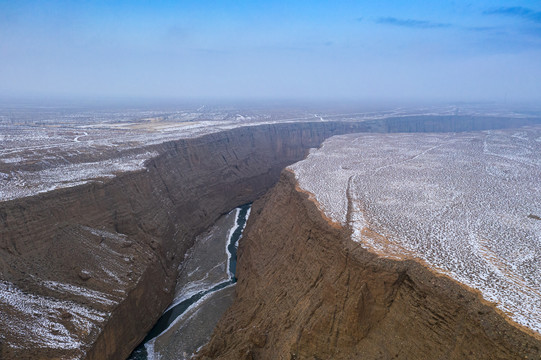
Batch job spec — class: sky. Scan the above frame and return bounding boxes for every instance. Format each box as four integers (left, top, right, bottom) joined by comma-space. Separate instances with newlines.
1, 0, 540, 103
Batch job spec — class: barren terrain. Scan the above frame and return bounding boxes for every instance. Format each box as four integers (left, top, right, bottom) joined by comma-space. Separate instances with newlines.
289, 127, 541, 334
1, 102, 530, 201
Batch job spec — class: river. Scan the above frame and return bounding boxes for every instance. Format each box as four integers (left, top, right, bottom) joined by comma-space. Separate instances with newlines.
128, 204, 251, 359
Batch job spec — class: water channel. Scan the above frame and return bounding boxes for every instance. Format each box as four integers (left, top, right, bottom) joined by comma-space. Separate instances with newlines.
128, 204, 251, 359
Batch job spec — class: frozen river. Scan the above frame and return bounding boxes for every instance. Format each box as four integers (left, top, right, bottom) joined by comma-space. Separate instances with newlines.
128, 204, 251, 359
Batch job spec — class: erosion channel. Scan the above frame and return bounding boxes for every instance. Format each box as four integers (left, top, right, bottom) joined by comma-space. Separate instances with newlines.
129, 204, 251, 359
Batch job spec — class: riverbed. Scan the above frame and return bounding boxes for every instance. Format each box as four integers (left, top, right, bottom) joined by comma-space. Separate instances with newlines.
128, 204, 251, 359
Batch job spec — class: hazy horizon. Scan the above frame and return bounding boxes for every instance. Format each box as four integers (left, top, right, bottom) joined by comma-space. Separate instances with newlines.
1, 1, 541, 103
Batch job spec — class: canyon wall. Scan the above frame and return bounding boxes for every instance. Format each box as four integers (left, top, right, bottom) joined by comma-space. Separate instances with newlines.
0, 121, 374, 359
0, 115, 540, 359
199, 171, 541, 360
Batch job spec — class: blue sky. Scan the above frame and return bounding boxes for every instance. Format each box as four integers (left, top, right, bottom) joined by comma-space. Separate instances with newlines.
1, 0, 540, 102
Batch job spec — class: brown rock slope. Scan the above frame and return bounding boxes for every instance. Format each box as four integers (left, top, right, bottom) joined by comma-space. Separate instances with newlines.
0, 121, 375, 360
199, 171, 541, 360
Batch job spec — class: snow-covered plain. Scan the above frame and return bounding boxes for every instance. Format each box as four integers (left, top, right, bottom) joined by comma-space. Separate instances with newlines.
289, 127, 541, 334
0, 119, 245, 201
0, 103, 316, 202
2, 103, 532, 202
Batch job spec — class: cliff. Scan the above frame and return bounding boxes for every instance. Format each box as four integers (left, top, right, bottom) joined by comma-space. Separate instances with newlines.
198, 171, 541, 359
0, 121, 373, 359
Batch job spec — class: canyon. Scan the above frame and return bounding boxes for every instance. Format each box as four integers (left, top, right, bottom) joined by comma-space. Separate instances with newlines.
1, 113, 541, 359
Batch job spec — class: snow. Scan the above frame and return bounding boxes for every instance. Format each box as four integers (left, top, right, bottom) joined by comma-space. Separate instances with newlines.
0, 280, 108, 355
145, 339, 160, 360
0, 115, 295, 202
226, 208, 242, 277
165, 263, 225, 312
0, 151, 159, 201
73, 132, 88, 142
162, 283, 235, 343
41, 281, 117, 307
146, 283, 235, 360
289, 126, 541, 334
243, 207, 251, 235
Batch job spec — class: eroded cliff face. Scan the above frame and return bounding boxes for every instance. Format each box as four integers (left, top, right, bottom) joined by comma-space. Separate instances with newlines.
0, 121, 374, 359
198, 171, 541, 360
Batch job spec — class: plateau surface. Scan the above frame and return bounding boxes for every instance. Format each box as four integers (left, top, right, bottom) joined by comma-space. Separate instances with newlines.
0, 103, 532, 201
289, 127, 541, 334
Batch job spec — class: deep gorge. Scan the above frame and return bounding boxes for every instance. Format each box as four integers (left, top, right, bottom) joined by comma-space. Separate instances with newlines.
1, 116, 540, 359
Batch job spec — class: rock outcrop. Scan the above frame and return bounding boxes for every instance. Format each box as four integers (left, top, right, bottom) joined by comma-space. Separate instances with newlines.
199, 171, 541, 359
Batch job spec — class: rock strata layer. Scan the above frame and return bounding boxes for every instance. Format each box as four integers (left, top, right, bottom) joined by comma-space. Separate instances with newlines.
199, 171, 541, 360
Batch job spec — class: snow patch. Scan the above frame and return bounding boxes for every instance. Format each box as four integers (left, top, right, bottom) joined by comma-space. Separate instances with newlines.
0, 280, 108, 352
